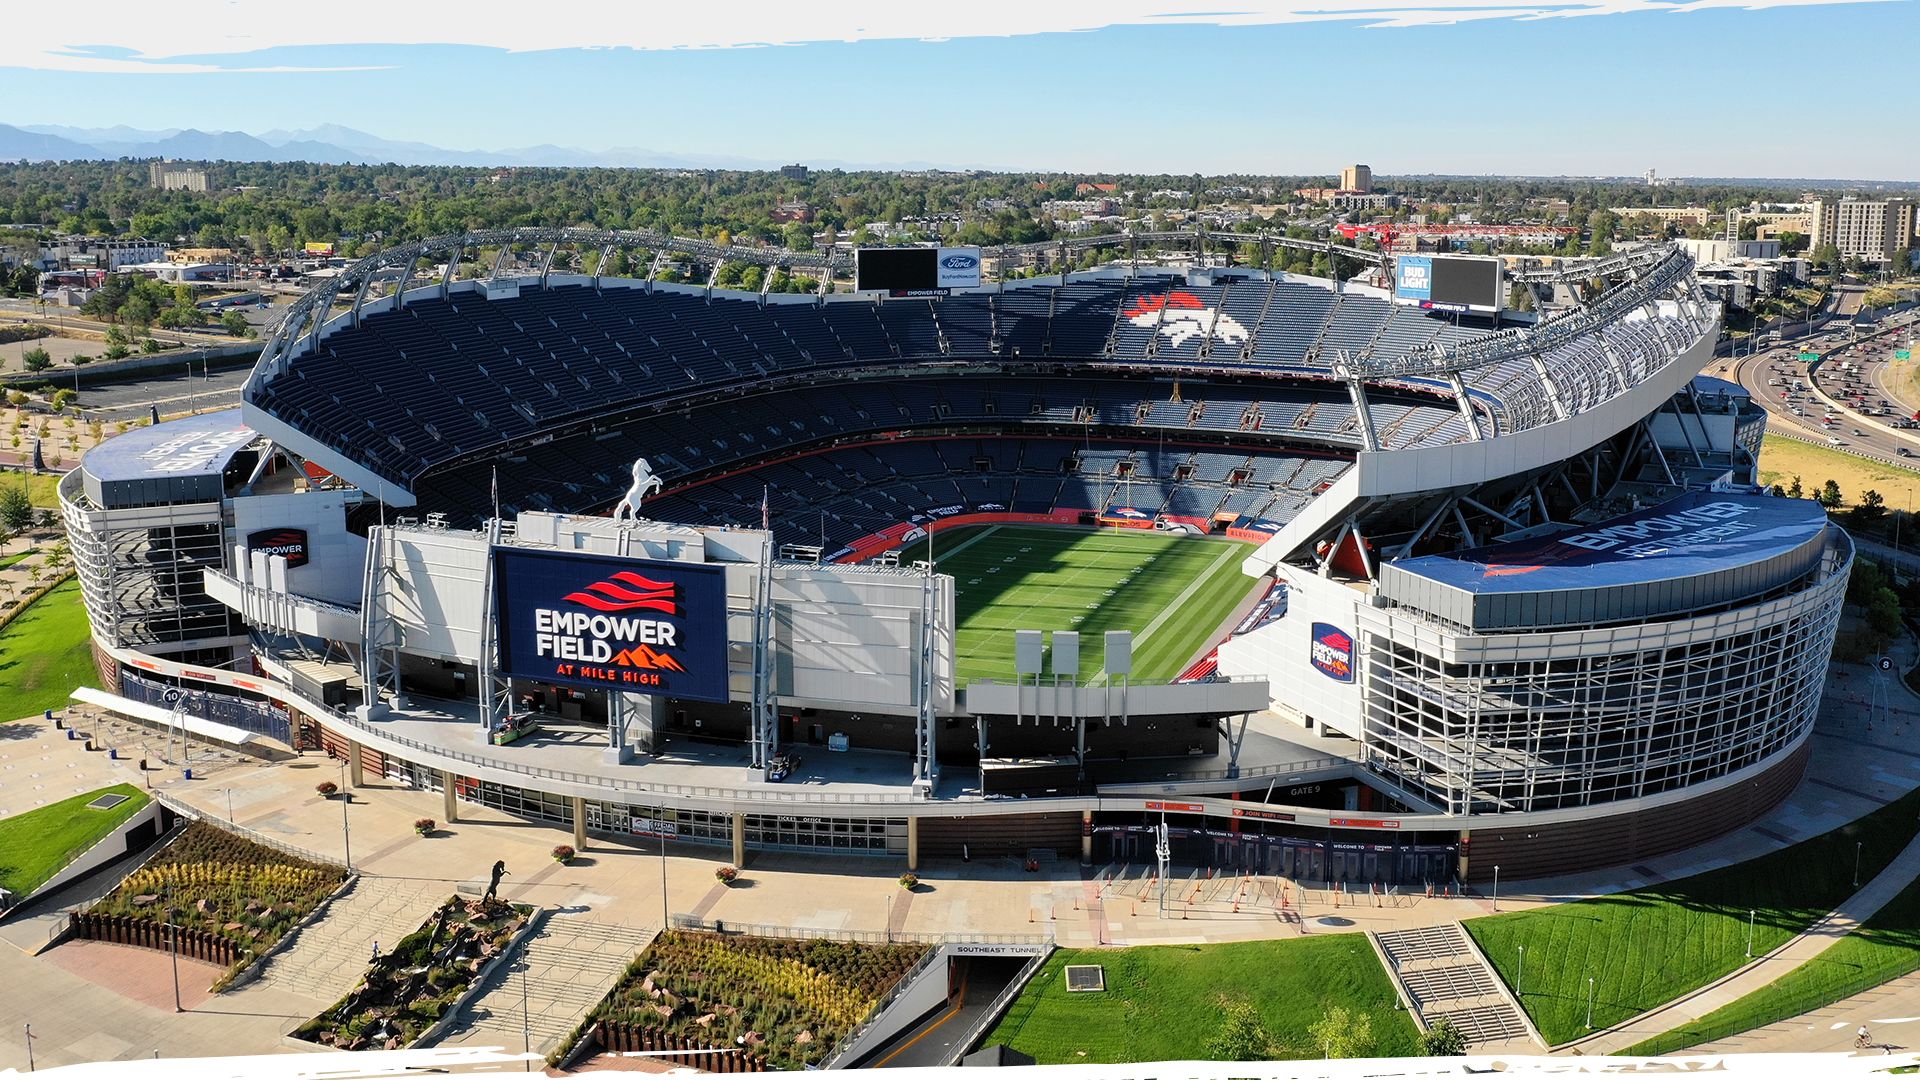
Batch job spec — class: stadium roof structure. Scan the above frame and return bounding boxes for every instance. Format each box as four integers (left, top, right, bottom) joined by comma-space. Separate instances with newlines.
1390, 491, 1830, 594
1378, 491, 1835, 632
78, 408, 258, 509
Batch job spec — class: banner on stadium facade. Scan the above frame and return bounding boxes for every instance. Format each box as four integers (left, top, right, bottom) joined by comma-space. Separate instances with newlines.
1310, 622, 1355, 682
1098, 506, 1158, 529
1394, 256, 1432, 302
492, 548, 730, 702
247, 527, 311, 569
936, 247, 982, 289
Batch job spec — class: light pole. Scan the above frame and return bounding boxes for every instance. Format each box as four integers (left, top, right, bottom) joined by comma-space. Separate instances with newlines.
340, 762, 352, 871
1855, 841, 1863, 888
1492, 865, 1500, 913
520, 955, 531, 1072
659, 822, 669, 930
225, 788, 233, 823
1746, 909, 1756, 959
885, 892, 893, 943
167, 912, 183, 1013
24, 1023, 33, 1072
1516, 945, 1526, 996
1586, 976, 1596, 1030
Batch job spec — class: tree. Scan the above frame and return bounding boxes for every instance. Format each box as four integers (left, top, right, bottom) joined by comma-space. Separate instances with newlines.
1419, 1016, 1467, 1056
1787, 475, 1804, 500
221, 310, 251, 337
0, 485, 33, 536
1308, 1005, 1374, 1059
1866, 586, 1902, 648
1812, 243, 1843, 272
50, 388, 76, 412
1819, 479, 1844, 509
21, 345, 51, 372
1848, 489, 1887, 528
1208, 1000, 1279, 1061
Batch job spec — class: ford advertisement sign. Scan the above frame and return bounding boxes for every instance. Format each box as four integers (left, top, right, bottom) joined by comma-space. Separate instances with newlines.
936, 246, 982, 289
247, 527, 311, 569
1310, 622, 1355, 682
493, 549, 730, 702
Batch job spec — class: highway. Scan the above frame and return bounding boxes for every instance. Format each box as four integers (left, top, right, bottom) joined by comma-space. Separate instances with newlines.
1725, 305, 1920, 468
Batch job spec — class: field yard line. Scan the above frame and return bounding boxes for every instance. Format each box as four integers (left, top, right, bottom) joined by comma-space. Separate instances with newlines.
1088, 541, 1241, 687
938, 525, 1003, 564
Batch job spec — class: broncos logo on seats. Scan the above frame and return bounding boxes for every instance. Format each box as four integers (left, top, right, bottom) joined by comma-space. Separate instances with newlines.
1123, 291, 1250, 348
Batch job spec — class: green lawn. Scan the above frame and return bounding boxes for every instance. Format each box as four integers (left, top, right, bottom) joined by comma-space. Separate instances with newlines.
933, 526, 1256, 683
984, 939, 1420, 1063
0, 577, 95, 719
0, 547, 37, 569
0, 469, 62, 509
0, 784, 149, 898
1468, 783, 1920, 1046
1627, 873, 1920, 1055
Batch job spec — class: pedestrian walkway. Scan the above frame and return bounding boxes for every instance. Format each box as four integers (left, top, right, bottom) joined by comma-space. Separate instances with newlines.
1691, 967, 1920, 1057
1572, 829, 1920, 1055
1375, 924, 1536, 1052
429, 914, 657, 1054
248, 876, 449, 1003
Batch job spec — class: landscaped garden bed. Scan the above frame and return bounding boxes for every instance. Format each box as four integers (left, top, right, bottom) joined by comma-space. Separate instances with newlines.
294, 895, 533, 1050
77, 819, 344, 978
582, 932, 929, 1070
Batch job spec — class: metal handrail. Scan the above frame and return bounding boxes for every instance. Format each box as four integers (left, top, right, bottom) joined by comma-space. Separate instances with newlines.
1097, 753, 1353, 789
938, 947, 1054, 1067
666, 914, 1052, 947
826, 939, 953, 1067
151, 791, 346, 868
321, 704, 927, 805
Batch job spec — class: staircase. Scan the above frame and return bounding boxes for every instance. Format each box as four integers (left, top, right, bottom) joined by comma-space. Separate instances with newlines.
1374, 924, 1539, 1051
248, 876, 450, 1004
429, 915, 657, 1054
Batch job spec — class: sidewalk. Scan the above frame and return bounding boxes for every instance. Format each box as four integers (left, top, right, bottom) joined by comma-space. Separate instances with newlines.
1573, 829, 1920, 1055
1691, 968, 1920, 1056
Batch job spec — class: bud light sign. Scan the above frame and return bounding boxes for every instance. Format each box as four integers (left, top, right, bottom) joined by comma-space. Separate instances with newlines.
1395, 256, 1433, 302
493, 548, 730, 702
1310, 622, 1355, 682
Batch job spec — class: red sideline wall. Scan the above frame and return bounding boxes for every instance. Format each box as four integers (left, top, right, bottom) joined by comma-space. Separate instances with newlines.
833, 511, 1082, 563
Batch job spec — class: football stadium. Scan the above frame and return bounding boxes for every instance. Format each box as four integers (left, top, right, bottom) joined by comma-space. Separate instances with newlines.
58, 228, 1851, 885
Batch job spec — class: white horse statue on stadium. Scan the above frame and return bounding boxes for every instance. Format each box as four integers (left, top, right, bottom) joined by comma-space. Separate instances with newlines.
614, 457, 663, 520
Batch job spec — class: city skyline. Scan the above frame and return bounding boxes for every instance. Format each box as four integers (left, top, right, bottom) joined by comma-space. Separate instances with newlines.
3, 0, 1916, 179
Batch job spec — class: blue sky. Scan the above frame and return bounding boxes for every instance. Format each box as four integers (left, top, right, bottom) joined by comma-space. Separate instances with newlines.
4, 1, 1916, 178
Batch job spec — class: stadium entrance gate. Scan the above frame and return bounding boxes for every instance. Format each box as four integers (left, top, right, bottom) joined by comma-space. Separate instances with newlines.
1096, 825, 1454, 888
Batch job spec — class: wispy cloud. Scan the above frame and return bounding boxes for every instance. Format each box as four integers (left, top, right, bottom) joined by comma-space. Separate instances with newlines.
4, 0, 1900, 73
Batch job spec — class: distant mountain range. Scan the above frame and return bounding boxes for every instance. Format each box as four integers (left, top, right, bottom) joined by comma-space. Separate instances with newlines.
0, 122, 968, 172
4, 123, 1914, 185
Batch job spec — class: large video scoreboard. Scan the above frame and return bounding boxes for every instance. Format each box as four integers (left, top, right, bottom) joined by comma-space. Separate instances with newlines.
854, 246, 982, 295
1394, 254, 1503, 314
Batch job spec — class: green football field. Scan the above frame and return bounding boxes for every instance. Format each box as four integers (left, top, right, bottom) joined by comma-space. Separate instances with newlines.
930, 525, 1258, 684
